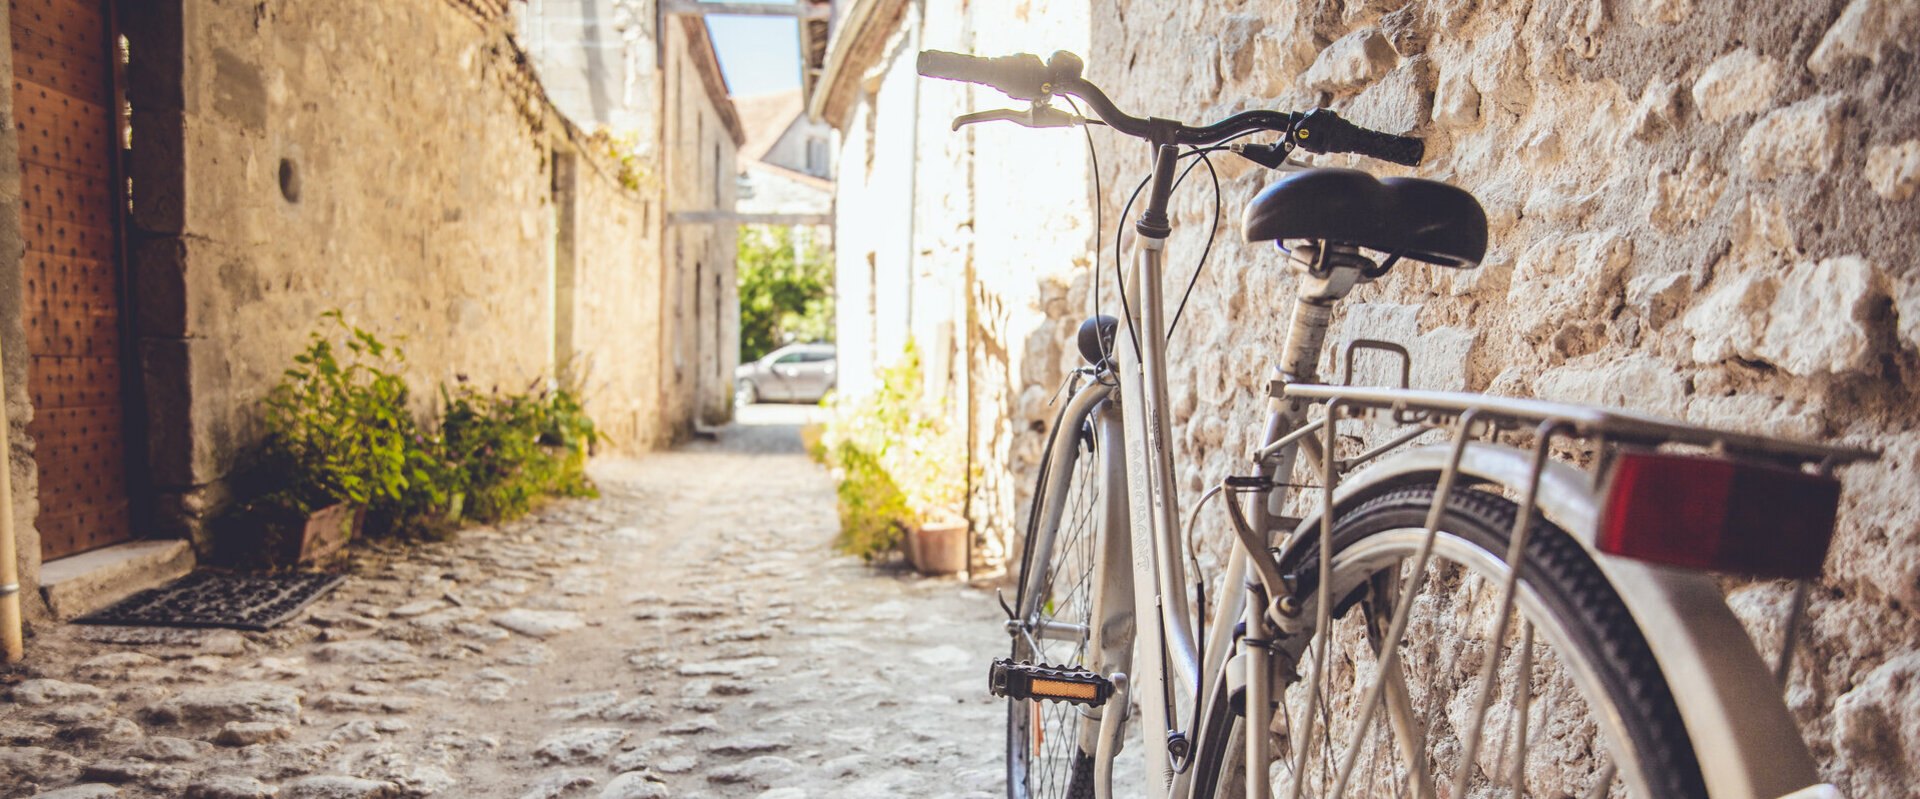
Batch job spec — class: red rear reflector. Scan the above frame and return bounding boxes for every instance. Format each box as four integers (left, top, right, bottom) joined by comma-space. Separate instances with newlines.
1596, 452, 1841, 580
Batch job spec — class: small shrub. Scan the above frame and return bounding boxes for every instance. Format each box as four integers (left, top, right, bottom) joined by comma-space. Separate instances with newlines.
221, 312, 601, 566
258, 310, 432, 514
830, 440, 910, 560
440, 381, 598, 524
816, 341, 967, 560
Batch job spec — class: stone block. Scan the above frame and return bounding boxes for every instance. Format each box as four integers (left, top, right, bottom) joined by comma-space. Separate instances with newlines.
1739, 94, 1847, 180
37, 539, 195, 620
1431, 67, 1480, 127
143, 683, 304, 726
1865, 139, 1920, 201
211, 48, 268, 132
137, 338, 238, 488
1347, 56, 1433, 135
1627, 79, 1681, 142
128, 108, 188, 235
1829, 652, 1920, 789
131, 238, 190, 339
1633, 0, 1694, 26
1755, 256, 1882, 377
1683, 269, 1774, 364
1251, 26, 1318, 98
1896, 275, 1920, 354
1625, 271, 1690, 329
1216, 15, 1266, 83
1644, 151, 1726, 230
1691, 49, 1780, 123
1808, 0, 1920, 74
1302, 28, 1397, 95
1507, 232, 1634, 339
1532, 355, 1688, 419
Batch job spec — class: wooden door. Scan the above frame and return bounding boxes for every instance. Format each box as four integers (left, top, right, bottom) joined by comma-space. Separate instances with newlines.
11, 0, 132, 559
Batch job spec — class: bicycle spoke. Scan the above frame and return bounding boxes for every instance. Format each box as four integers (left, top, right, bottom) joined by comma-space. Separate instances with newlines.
1329, 417, 1476, 798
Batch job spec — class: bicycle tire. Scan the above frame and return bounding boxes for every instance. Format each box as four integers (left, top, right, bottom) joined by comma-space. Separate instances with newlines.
1199, 482, 1706, 799
1007, 415, 1103, 799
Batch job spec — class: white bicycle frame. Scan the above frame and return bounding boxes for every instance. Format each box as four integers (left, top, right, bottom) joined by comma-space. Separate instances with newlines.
1028, 141, 1859, 799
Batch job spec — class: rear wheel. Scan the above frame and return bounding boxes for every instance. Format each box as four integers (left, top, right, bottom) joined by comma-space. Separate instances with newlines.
1008, 418, 1103, 799
1203, 483, 1705, 799
735, 379, 759, 406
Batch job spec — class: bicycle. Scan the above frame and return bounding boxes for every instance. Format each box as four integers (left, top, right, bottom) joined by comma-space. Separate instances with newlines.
916, 49, 1871, 799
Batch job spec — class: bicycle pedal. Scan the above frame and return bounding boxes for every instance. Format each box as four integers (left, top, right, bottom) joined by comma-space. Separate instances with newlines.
988, 659, 1113, 707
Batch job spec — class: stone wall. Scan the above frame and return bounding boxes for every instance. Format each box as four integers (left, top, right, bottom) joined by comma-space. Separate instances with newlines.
1051, 0, 1916, 793
110, 0, 700, 551
0, 14, 35, 615
829, 0, 1920, 791
660, 16, 743, 431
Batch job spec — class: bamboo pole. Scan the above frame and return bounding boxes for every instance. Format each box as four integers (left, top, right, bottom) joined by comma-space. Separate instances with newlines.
0, 346, 21, 663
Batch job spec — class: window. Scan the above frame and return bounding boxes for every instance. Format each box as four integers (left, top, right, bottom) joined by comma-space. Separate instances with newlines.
806, 137, 828, 177
774, 352, 806, 364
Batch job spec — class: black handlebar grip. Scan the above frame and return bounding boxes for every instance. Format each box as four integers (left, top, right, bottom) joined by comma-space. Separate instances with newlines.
1291, 108, 1424, 167
1346, 126, 1424, 167
916, 50, 1050, 100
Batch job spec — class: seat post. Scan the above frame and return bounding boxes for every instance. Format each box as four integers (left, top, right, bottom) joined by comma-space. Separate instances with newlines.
1279, 241, 1370, 383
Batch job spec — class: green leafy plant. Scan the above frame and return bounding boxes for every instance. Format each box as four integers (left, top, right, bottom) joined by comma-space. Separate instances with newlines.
260, 310, 425, 513
591, 127, 658, 192
440, 380, 598, 524
738, 224, 834, 362
219, 312, 601, 567
816, 342, 967, 560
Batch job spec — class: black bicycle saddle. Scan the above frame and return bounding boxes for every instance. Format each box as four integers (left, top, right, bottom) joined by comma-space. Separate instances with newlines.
1241, 168, 1487, 268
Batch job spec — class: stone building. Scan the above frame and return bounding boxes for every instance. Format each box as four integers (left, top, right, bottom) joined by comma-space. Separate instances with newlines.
816, 0, 1920, 793
735, 89, 834, 222
1, 0, 739, 626
517, 0, 746, 432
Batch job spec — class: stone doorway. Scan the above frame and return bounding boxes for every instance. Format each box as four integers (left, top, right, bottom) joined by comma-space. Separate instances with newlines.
11, 0, 135, 559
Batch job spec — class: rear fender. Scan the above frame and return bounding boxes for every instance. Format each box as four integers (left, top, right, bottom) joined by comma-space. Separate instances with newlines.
1280, 443, 1819, 799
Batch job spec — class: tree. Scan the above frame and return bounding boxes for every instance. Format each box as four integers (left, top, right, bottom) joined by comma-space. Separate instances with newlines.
737, 224, 834, 362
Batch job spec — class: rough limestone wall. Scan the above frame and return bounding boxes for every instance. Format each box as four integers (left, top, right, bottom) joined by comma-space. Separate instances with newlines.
659, 22, 739, 435
146, 0, 663, 545
971, 0, 1917, 792
569, 155, 662, 454
952, 0, 1094, 569
0, 13, 41, 619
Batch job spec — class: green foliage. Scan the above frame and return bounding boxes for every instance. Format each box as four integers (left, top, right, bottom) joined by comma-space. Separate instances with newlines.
261, 310, 427, 514
816, 342, 968, 561
830, 441, 910, 561
591, 127, 658, 192
439, 381, 599, 524
738, 224, 834, 362
227, 311, 601, 565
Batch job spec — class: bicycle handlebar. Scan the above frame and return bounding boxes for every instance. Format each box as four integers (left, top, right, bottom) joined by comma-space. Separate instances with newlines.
916, 49, 1424, 166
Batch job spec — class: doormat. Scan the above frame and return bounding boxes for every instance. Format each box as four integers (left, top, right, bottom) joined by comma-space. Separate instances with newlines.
74, 571, 348, 631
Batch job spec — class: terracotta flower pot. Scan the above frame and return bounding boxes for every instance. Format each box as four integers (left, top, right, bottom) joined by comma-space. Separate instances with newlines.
289, 503, 359, 566
907, 519, 969, 575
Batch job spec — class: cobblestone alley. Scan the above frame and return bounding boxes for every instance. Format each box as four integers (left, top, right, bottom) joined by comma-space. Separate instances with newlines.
1, 405, 1007, 799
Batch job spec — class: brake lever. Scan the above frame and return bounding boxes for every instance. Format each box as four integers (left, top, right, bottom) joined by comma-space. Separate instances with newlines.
951, 104, 1092, 131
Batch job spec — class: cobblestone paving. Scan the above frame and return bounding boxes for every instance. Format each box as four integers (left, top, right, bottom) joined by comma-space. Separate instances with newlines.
2, 406, 1006, 798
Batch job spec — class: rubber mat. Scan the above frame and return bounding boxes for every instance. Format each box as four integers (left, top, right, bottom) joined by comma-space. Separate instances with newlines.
74, 571, 348, 631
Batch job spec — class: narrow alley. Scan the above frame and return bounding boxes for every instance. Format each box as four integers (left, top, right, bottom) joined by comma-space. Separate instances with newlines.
2, 406, 1006, 799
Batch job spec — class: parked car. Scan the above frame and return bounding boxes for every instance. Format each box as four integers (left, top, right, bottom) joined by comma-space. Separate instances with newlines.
736, 343, 837, 405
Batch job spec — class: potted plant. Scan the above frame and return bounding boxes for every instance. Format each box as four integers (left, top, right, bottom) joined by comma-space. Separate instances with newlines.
816, 342, 971, 573
231, 312, 430, 566
896, 422, 970, 575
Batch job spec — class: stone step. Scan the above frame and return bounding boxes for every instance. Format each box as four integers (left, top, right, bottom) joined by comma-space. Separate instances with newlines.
39, 540, 196, 620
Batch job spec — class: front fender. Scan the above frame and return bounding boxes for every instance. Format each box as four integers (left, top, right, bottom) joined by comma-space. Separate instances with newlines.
1281, 443, 1819, 799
